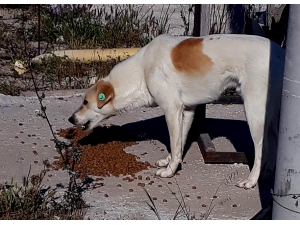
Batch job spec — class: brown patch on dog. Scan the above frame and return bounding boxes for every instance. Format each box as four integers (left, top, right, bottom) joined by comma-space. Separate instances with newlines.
94, 80, 115, 109
171, 38, 213, 76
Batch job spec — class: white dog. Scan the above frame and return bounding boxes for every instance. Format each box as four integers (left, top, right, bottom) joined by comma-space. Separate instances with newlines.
68, 34, 285, 189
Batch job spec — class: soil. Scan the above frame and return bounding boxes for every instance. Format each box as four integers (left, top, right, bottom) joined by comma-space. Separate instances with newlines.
55, 125, 154, 179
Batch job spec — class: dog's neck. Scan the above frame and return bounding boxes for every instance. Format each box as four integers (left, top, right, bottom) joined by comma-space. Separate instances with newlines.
105, 54, 155, 113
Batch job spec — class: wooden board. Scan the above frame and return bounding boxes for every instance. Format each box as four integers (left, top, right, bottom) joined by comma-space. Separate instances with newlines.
197, 133, 248, 164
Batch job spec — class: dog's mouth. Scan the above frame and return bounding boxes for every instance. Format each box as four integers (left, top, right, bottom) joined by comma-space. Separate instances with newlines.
81, 120, 91, 131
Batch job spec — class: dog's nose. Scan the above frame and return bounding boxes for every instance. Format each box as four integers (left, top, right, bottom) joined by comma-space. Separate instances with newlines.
68, 116, 75, 125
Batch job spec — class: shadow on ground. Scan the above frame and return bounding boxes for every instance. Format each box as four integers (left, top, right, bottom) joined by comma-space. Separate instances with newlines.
119, 109, 274, 209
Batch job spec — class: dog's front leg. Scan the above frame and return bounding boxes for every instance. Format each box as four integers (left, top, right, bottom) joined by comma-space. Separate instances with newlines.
156, 107, 195, 168
156, 105, 184, 177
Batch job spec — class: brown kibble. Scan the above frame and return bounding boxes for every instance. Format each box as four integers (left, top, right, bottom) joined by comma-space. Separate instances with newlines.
232, 204, 237, 208
163, 199, 167, 202
104, 194, 109, 197
185, 194, 190, 197
44, 145, 48, 147
168, 182, 172, 184
213, 195, 217, 199
129, 189, 133, 192
32, 150, 38, 155
197, 196, 202, 199
183, 162, 187, 164
161, 149, 165, 151
33, 143, 37, 145
158, 185, 162, 187
138, 182, 145, 187
192, 186, 196, 189
55, 125, 153, 179
28, 134, 31, 137
34, 161, 38, 164
138, 175, 142, 180
20, 131, 24, 133
48, 174, 52, 177
117, 184, 122, 187
21, 141, 25, 144
153, 197, 157, 200
146, 176, 150, 180
202, 204, 206, 207
15, 136, 18, 139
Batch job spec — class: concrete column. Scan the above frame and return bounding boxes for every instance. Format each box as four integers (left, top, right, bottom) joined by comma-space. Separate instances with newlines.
272, 4, 300, 220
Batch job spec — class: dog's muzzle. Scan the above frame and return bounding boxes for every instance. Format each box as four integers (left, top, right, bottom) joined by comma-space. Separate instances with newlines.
68, 115, 76, 125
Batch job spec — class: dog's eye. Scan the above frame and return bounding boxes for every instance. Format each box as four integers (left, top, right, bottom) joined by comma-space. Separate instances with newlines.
83, 99, 88, 105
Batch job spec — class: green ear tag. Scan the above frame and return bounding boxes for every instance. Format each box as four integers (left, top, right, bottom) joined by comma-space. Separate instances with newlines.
98, 93, 106, 101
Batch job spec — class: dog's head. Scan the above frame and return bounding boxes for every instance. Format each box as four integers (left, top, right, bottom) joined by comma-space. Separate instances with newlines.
68, 80, 115, 131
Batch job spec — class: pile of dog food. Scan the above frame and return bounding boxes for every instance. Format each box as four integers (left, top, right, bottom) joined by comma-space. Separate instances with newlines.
55, 125, 154, 179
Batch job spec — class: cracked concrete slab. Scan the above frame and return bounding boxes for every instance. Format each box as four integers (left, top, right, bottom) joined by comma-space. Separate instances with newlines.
0, 91, 264, 220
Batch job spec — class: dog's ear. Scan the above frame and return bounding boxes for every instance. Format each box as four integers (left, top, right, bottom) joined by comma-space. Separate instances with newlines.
95, 81, 114, 109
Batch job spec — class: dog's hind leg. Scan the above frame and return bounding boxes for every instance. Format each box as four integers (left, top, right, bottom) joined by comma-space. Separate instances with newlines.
237, 85, 267, 189
155, 107, 195, 168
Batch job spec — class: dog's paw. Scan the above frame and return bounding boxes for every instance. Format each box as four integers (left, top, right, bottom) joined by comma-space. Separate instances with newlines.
236, 178, 257, 189
155, 155, 171, 167
155, 167, 175, 178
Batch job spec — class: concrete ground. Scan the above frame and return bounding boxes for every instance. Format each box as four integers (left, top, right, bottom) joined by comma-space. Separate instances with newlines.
0, 90, 269, 220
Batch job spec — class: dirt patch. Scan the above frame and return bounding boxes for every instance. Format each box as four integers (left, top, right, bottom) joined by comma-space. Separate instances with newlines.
54, 125, 154, 179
